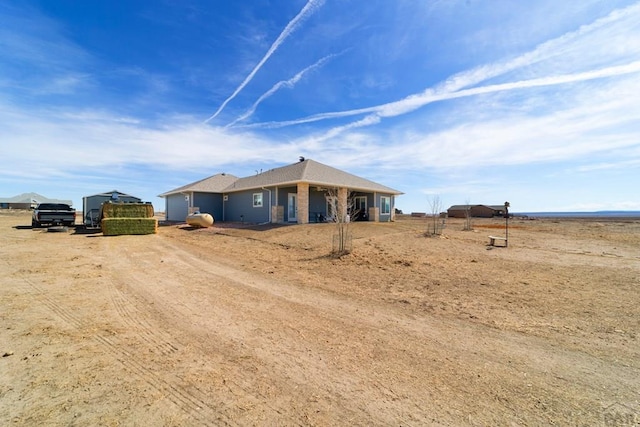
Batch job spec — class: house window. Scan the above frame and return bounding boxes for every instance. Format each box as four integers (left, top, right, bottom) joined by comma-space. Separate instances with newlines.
381, 196, 390, 215
253, 193, 263, 207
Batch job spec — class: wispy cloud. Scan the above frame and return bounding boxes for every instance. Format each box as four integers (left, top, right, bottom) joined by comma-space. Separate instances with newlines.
0, 3, 93, 99
379, 79, 640, 169
234, 60, 640, 134
0, 5, 89, 70
374, 60, 640, 120
239, 2, 640, 132
226, 52, 341, 127
574, 158, 640, 173
204, 0, 325, 124
0, 102, 300, 178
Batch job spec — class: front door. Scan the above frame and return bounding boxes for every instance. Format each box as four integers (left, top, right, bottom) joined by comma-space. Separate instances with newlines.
355, 196, 367, 220
287, 193, 297, 222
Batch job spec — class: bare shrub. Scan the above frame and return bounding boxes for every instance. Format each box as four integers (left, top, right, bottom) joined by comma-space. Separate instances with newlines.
463, 199, 473, 231
325, 188, 358, 256
425, 195, 444, 236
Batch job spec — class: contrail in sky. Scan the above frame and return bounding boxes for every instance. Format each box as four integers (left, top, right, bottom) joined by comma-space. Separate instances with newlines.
236, 60, 640, 130
204, 0, 325, 124
226, 52, 341, 128
309, 60, 640, 143
233, 2, 640, 131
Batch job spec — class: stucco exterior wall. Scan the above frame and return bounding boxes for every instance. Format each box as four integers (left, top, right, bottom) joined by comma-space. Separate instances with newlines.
165, 194, 189, 222
193, 192, 223, 221
225, 189, 269, 223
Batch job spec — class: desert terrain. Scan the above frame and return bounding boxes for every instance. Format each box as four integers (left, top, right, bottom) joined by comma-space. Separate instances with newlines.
1, 210, 638, 426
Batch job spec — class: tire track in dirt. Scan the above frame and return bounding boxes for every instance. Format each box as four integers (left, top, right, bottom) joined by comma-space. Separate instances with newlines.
100, 248, 317, 424
98, 238, 389, 423
121, 239, 516, 421
5, 213, 640, 425
94, 240, 294, 423
156, 237, 640, 405
90, 334, 227, 427
53, 233, 637, 424
2, 259, 231, 427
108, 284, 180, 356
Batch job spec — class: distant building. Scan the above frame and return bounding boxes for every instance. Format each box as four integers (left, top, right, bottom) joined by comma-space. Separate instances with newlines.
447, 204, 506, 218
82, 190, 142, 225
0, 192, 72, 210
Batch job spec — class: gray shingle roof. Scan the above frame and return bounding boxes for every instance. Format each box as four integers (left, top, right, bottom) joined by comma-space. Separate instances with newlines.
160, 159, 402, 196
158, 173, 239, 196
225, 159, 402, 194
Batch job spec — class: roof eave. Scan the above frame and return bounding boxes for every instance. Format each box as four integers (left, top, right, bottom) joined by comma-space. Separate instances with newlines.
223, 179, 402, 195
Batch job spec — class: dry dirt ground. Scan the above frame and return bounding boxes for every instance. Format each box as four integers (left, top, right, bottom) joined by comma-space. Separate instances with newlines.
1, 210, 639, 426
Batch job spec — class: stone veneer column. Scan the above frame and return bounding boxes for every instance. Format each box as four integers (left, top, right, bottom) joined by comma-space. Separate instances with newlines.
338, 187, 348, 222
369, 206, 379, 222
391, 198, 396, 221
297, 182, 309, 224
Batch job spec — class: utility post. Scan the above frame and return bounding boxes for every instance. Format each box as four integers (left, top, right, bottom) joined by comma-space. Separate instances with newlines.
504, 201, 510, 247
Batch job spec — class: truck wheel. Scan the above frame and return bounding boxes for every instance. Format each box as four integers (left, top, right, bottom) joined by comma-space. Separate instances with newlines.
32, 220, 39, 228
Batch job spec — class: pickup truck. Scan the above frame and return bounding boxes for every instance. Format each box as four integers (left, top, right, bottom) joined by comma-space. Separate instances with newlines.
32, 203, 76, 228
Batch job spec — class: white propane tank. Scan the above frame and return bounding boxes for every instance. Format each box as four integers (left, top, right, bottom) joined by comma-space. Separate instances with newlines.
186, 212, 214, 227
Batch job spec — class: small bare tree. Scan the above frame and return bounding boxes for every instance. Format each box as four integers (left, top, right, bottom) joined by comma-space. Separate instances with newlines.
463, 198, 473, 231
426, 195, 444, 236
325, 188, 357, 256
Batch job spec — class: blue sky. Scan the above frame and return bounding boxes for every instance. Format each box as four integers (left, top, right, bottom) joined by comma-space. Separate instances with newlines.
1, 0, 639, 213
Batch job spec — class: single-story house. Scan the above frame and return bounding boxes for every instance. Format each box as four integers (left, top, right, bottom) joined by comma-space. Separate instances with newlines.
447, 204, 506, 218
159, 158, 403, 224
82, 190, 142, 225
0, 192, 72, 210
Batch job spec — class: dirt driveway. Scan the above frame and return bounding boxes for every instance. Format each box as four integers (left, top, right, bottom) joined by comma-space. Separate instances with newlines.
1, 211, 639, 425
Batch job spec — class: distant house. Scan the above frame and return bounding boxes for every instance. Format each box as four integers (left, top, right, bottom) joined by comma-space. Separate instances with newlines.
447, 204, 506, 218
82, 190, 142, 225
0, 192, 72, 210
159, 158, 403, 224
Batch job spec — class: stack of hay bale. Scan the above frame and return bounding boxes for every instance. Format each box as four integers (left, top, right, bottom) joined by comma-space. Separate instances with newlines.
100, 201, 157, 236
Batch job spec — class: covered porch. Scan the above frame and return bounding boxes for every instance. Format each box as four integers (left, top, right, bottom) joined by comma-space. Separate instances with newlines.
270, 183, 396, 224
